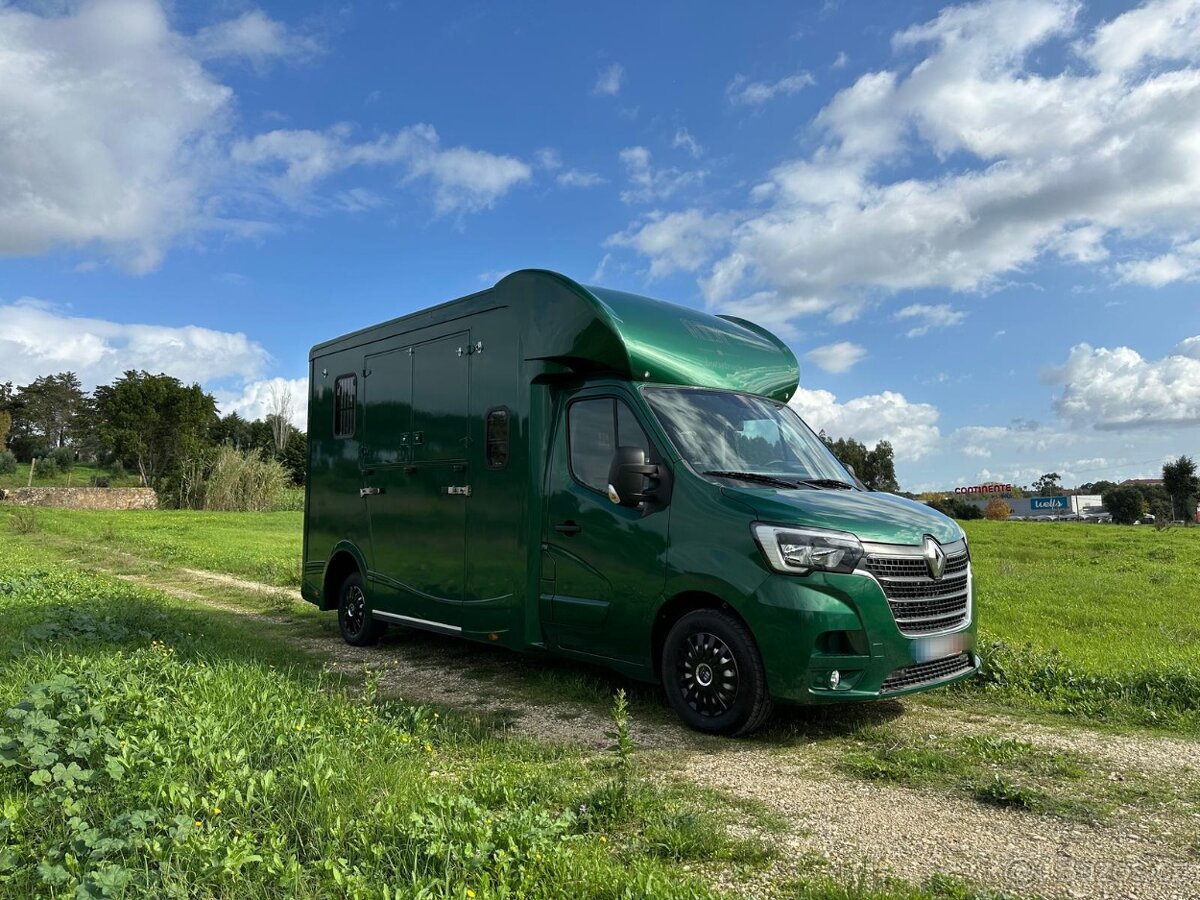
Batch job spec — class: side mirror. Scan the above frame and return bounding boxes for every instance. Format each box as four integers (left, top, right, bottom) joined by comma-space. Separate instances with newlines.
607, 446, 658, 507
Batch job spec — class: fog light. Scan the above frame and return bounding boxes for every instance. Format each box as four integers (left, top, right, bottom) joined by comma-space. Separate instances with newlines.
828, 670, 841, 689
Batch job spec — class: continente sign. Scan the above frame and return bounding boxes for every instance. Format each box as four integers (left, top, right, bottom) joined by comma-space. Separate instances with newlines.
953, 483, 1014, 495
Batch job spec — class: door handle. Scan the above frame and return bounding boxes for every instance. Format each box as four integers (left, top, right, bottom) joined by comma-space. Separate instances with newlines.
360, 487, 382, 497
554, 521, 582, 536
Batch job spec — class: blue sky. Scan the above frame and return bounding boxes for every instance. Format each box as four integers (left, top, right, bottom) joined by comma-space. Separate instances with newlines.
2, 0, 1199, 491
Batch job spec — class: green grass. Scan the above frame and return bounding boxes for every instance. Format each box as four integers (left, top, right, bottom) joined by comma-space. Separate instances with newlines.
963, 521, 1200, 672
959, 521, 1200, 731
5, 508, 1200, 734
0, 545, 782, 899
1, 507, 304, 587
0, 463, 143, 490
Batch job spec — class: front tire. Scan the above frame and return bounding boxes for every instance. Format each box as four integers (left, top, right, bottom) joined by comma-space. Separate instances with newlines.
662, 609, 772, 736
337, 572, 386, 646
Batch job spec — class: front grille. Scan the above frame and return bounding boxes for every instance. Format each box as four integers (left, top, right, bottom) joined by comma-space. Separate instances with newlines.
881, 652, 974, 693
864, 547, 970, 635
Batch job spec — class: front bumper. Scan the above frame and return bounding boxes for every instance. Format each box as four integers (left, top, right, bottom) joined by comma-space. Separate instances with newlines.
752, 567, 979, 704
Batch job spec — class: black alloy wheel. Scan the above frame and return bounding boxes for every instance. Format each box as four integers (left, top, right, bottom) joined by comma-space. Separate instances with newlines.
338, 571, 385, 646
661, 609, 772, 736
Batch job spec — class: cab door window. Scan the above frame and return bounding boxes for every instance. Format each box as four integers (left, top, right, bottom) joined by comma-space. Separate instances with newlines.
568, 397, 650, 493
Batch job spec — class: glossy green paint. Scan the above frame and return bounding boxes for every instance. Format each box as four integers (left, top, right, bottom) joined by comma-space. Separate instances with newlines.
303, 269, 978, 707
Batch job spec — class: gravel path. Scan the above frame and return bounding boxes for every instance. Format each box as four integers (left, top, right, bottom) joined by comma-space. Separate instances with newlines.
122, 564, 1200, 899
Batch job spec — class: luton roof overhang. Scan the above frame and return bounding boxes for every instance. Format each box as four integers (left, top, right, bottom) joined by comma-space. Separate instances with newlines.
502, 270, 799, 402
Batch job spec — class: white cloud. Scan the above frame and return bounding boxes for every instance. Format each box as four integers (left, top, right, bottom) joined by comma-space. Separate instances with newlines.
726, 72, 816, 106
672, 128, 703, 158
193, 9, 320, 66
557, 169, 605, 188
893, 303, 967, 337
832, 51, 848, 69
593, 63, 624, 96
216, 377, 308, 429
0, 298, 269, 388
805, 341, 867, 373
789, 388, 940, 460
534, 148, 562, 170
0, 0, 531, 271
0, 0, 232, 272
1047, 338, 1200, 429
232, 124, 531, 215
606, 209, 736, 279
1082, 0, 1200, 74
617, 147, 705, 204
1115, 239, 1200, 286
612, 0, 1200, 324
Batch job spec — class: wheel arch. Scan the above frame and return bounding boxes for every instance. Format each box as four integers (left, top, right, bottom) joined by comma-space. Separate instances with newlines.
321, 542, 368, 610
650, 590, 755, 680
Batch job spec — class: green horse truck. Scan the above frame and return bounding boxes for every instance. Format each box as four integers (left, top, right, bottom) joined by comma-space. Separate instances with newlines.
302, 269, 978, 735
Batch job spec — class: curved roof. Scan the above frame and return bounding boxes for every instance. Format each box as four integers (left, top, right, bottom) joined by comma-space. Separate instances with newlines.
499, 269, 799, 402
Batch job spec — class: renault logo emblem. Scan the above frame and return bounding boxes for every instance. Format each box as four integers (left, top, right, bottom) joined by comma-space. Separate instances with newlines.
923, 535, 947, 580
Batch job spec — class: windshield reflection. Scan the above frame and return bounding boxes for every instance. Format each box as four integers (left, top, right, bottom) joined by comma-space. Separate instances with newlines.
643, 387, 852, 484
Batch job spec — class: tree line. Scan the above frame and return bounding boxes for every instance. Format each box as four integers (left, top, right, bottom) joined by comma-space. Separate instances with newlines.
0, 371, 305, 507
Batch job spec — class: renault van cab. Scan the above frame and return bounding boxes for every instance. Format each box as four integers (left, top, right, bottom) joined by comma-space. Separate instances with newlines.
302, 269, 978, 735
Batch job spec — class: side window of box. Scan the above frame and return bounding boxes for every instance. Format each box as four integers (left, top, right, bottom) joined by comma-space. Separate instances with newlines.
485, 407, 510, 469
334, 374, 357, 438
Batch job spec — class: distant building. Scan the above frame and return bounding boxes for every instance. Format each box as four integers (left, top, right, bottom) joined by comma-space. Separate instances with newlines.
1119, 478, 1164, 488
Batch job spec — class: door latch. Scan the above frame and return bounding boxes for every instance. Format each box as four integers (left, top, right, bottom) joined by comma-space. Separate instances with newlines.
360, 487, 382, 497
441, 485, 472, 496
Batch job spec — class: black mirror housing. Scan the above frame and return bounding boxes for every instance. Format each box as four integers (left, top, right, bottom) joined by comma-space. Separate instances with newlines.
607, 446, 658, 507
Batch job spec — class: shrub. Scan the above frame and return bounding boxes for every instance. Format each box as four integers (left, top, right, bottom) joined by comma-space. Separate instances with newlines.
9, 506, 39, 534
50, 446, 75, 473
984, 498, 1012, 520
1102, 485, 1145, 525
31, 456, 59, 479
202, 446, 290, 512
0, 449, 16, 475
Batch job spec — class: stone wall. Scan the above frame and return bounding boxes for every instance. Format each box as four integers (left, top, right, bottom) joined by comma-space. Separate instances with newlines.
0, 487, 158, 510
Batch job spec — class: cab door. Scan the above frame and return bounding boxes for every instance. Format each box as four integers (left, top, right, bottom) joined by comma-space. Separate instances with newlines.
541, 389, 670, 667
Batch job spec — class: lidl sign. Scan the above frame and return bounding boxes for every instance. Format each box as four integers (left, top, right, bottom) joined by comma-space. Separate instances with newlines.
1030, 497, 1070, 510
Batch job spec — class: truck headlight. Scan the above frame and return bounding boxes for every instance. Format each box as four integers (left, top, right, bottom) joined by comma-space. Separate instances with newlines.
751, 523, 865, 575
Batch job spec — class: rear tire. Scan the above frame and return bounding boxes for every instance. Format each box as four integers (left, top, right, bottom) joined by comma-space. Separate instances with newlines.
661, 609, 772, 736
337, 572, 386, 646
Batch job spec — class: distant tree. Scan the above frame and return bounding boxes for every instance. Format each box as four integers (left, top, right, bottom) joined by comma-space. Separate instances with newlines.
0, 381, 13, 450
984, 498, 1012, 520
211, 412, 256, 450
267, 383, 294, 454
864, 441, 900, 493
1102, 485, 1146, 525
1032, 472, 1062, 497
1162, 456, 1199, 524
279, 429, 307, 485
820, 432, 899, 492
95, 371, 217, 492
1078, 480, 1116, 496
13, 372, 87, 450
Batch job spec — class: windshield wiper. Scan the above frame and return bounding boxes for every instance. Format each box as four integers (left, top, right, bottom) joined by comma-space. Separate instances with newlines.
702, 470, 800, 489
794, 478, 855, 490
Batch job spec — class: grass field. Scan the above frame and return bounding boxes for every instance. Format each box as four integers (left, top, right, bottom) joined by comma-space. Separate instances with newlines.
5, 506, 1200, 733
2, 508, 1197, 896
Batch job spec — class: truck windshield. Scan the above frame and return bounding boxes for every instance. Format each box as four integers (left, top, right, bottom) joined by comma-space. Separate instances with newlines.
643, 387, 854, 487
